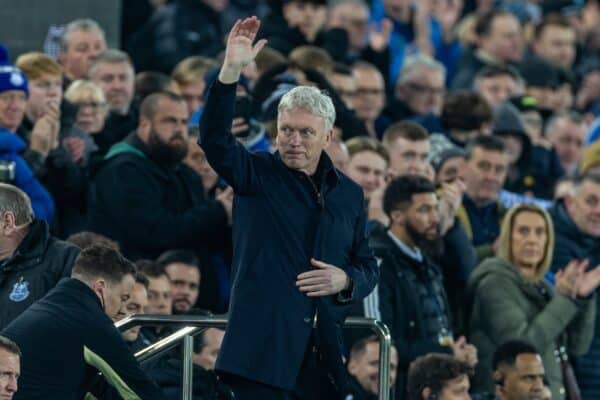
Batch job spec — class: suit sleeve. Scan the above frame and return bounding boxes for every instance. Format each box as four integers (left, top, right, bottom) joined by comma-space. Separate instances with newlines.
199, 79, 261, 195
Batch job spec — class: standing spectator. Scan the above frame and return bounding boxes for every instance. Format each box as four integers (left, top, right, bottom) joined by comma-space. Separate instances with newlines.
0, 184, 79, 329
467, 204, 599, 399
351, 62, 389, 138
436, 91, 493, 148
531, 14, 577, 70
473, 66, 523, 108
325, 138, 350, 173
184, 129, 220, 197
0, 336, 19, 399
1, 245, 167, 400
546, 112, 588, 176
345, 136, 388, 203
64, 80, 108, 136
406, 353, 473, 400
382, 121, 430, 178
492, 340, 546, 400
157, 249, 201, 314
171, 56, 218, 118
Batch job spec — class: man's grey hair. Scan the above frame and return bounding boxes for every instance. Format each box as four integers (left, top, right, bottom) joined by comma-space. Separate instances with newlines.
88, 49, 134, 78
278, 86, 336, 132
0, 184, 34, 225
573, 172, 600, 195
396, 54, 447, 87
545, 111, 585, 138
60, 18, 106, 52
0, 336, 21, 357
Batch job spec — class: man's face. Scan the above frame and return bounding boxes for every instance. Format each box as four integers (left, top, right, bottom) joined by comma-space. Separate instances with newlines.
90, 62, 134, 115
437, 156, 466, 186
192, 328, 225, 370
566, 180, 600, 237
347, 342, 399, 395
548, 118, 586, 172
328, 72, 357, 110
403, 192, 441, 243
329, 2, 369, 51
388, 138, 430, 178
180, 81, 205, 118
0, 91, 27, 132
145, 275, 172, 315
352, 68, 386, 122
165, 263, 200, 313
397, 69, 445, 116
480, 14, 523, 63
276, 108, 331, 175
346, 150, 388, 200
0, 348, 19, 399
464, 147, 508, 205
499, 353, 545, 400
282, 1, 326, 41
59, 29, 106, 80
534, 25, 576, 69
477, 75, 518, 108
112, 282, 148, 342
325, 141, 350, 173
102, 274, 135, 321
437, 374, 471, 400
143, 98, 189, 164
185, 139, 219, 192
26, 73, 63, 121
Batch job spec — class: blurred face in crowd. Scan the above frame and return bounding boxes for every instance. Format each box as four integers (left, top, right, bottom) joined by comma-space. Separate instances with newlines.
328, 2, 369, 51
193, 328, 225, 370
464, 146, 508, 206
576, 71, 600, 110
59, 29, 106, 80
74, 96, 108, 134
387, 138, 430, 178
526, 86, 558, 112
328, 72, 356, 110
392, 192, 440, 245
277, 107, 332, 175
437, 156, 467, 186
185, 140, 219, 193
0, 347, 19, 399
479, 14, 523, 63
352, 67, 386, 123
520, 110, 543, 144
547, 117, 586, 174
382, 0, 411, 21
283, 1, 326, 42
202, 0, 228, 12
396, 69, 445, 116
498, 134, 523, 165
346, 150, 387, 200
534, 24, 576, 69
476, 74, 518, 108
566, 179, 600, 237
90, 61, 135, 115
436, 375, 471, 400
145, 275, 172, 315
180, 81, 205, 118
25, 73, 63, 122
510, 211, 548, 279
165, 263, 200, 313
113, 281, 148, 342
326, 140, 350, 173
97, 274, 135, 321
496, 353, 545, 400
0, 90, 27, 132
347, 342, 398, 395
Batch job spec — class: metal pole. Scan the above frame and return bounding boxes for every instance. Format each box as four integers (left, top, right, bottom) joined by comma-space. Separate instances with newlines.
181, 335, 194, 400
374, 320, 391, 400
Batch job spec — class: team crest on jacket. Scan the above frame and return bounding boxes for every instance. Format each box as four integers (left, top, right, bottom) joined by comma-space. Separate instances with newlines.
9, 279, 30, 302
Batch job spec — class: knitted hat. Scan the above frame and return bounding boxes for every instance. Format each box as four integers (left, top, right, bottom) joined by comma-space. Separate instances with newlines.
0, 44, 28, 96
429, 133, 466, 172
493, 102, 528, 137
580, 139, 600, 175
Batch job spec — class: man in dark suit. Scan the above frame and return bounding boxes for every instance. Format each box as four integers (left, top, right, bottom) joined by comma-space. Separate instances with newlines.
200, 16, 379, 400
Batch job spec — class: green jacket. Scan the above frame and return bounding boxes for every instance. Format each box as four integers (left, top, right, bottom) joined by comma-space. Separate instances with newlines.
466, 257, 595, 400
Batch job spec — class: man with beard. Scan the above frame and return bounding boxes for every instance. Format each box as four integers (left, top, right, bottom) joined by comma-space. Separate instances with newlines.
157, 249, 201, 314
87, 91, 233, 260
374, 176, 477, 399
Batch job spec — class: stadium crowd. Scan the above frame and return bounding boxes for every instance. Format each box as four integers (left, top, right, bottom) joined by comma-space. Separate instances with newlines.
1, 0, 600, 399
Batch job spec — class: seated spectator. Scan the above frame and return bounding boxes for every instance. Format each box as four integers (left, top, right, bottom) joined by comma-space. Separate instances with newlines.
64, 80, 108, 136
171, 56, 218, 118
0, 183, 79, 329
136, 260, 173, 343
376, 176, 477, 398
325, 138, 350, 173
112, 271, 150, 352
66, 230, 119, 250
289, 46, 335, 77
546, 111, 588, 177
472, 66, 523, 108
87, 91, 232, 260
1, 244, 167, 399
382, 121, 430, 178
467, 204, 599, 399
406, 353, 473, 400
0, 49, 55, 222
531, 14, 576, 71
345, 136, 388, 204
345, 335, 399, 400
0, 336, 20, 399
518, 56, 562, 114
326, 63, 357, 111
351, 61, 389, 138
436, 91, 493, 148
184, 129, 220, 197
134, 71, 180, 103
492, 340, 546, 400
157, 249, 201, 314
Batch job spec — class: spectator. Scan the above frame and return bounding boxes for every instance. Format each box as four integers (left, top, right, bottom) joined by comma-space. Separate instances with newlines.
89, 49, 138, 154
325, 138, 350, 173
351, 61, 389, 138
437, 91, 493, 148
112, 271, 150, 352
136, 260, 172, 343
531, 14, 577, 70
1, 244, 167, 400
467, 204, 599, 399
64, 80, 108, 136
548, 173, 600, 399
57, 19, 107, 85
546, 111, 588, 176
492, 340, 546, 400
518, 56, 563, 113
0, 183, 79, 329
376, 176, 477, 398
134, 71, 180, 103
327, 63, 357, 111
345, 335, 399, 400
406, 353, 473, 400
66, 231, 119, 250
0, 49, 55, 222
429, 136, 466, 186
580, 138, 600, 175
382, 121, 430, 179
157, 249, 201, 314
345, 136, 388, 203
473, 66, 523, 108
87, 91, 232, 260
289, 45, 335, 76
0, 336, 19, 399
171, 56, 218, 118
184, 129, 220, 197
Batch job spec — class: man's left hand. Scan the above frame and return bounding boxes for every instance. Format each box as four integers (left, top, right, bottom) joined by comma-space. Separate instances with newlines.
296, 259, 349, 297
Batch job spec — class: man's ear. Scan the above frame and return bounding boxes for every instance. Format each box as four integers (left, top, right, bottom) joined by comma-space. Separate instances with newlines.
1, 212, 16, 235
390, 209, 405, 226
138, 116, 151, 140
347, 358, 357, 375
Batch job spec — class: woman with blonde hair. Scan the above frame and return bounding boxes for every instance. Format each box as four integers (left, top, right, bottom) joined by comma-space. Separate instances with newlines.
64, 79, 108, 135
467, 204, 600, 399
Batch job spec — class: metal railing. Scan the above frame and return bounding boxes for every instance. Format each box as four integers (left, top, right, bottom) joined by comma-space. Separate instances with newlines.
116, 314, 391, 400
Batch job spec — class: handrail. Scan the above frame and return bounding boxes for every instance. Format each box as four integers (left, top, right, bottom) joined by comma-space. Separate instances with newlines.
116, 315, 391, 400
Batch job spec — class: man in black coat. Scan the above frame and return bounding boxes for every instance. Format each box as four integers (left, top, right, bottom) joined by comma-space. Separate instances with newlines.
200, 17, 378, 399
87, 91, 232, 261
0, 183, 80, 329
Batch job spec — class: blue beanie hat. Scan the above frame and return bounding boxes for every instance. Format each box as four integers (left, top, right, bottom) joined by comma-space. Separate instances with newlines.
0, 44, 29, 96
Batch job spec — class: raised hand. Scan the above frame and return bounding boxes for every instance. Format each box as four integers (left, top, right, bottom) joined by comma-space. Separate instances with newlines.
556, 259, 588, 298
575, 262, 600, 298
219, 17, 268, 84
368, 18, 393, 53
